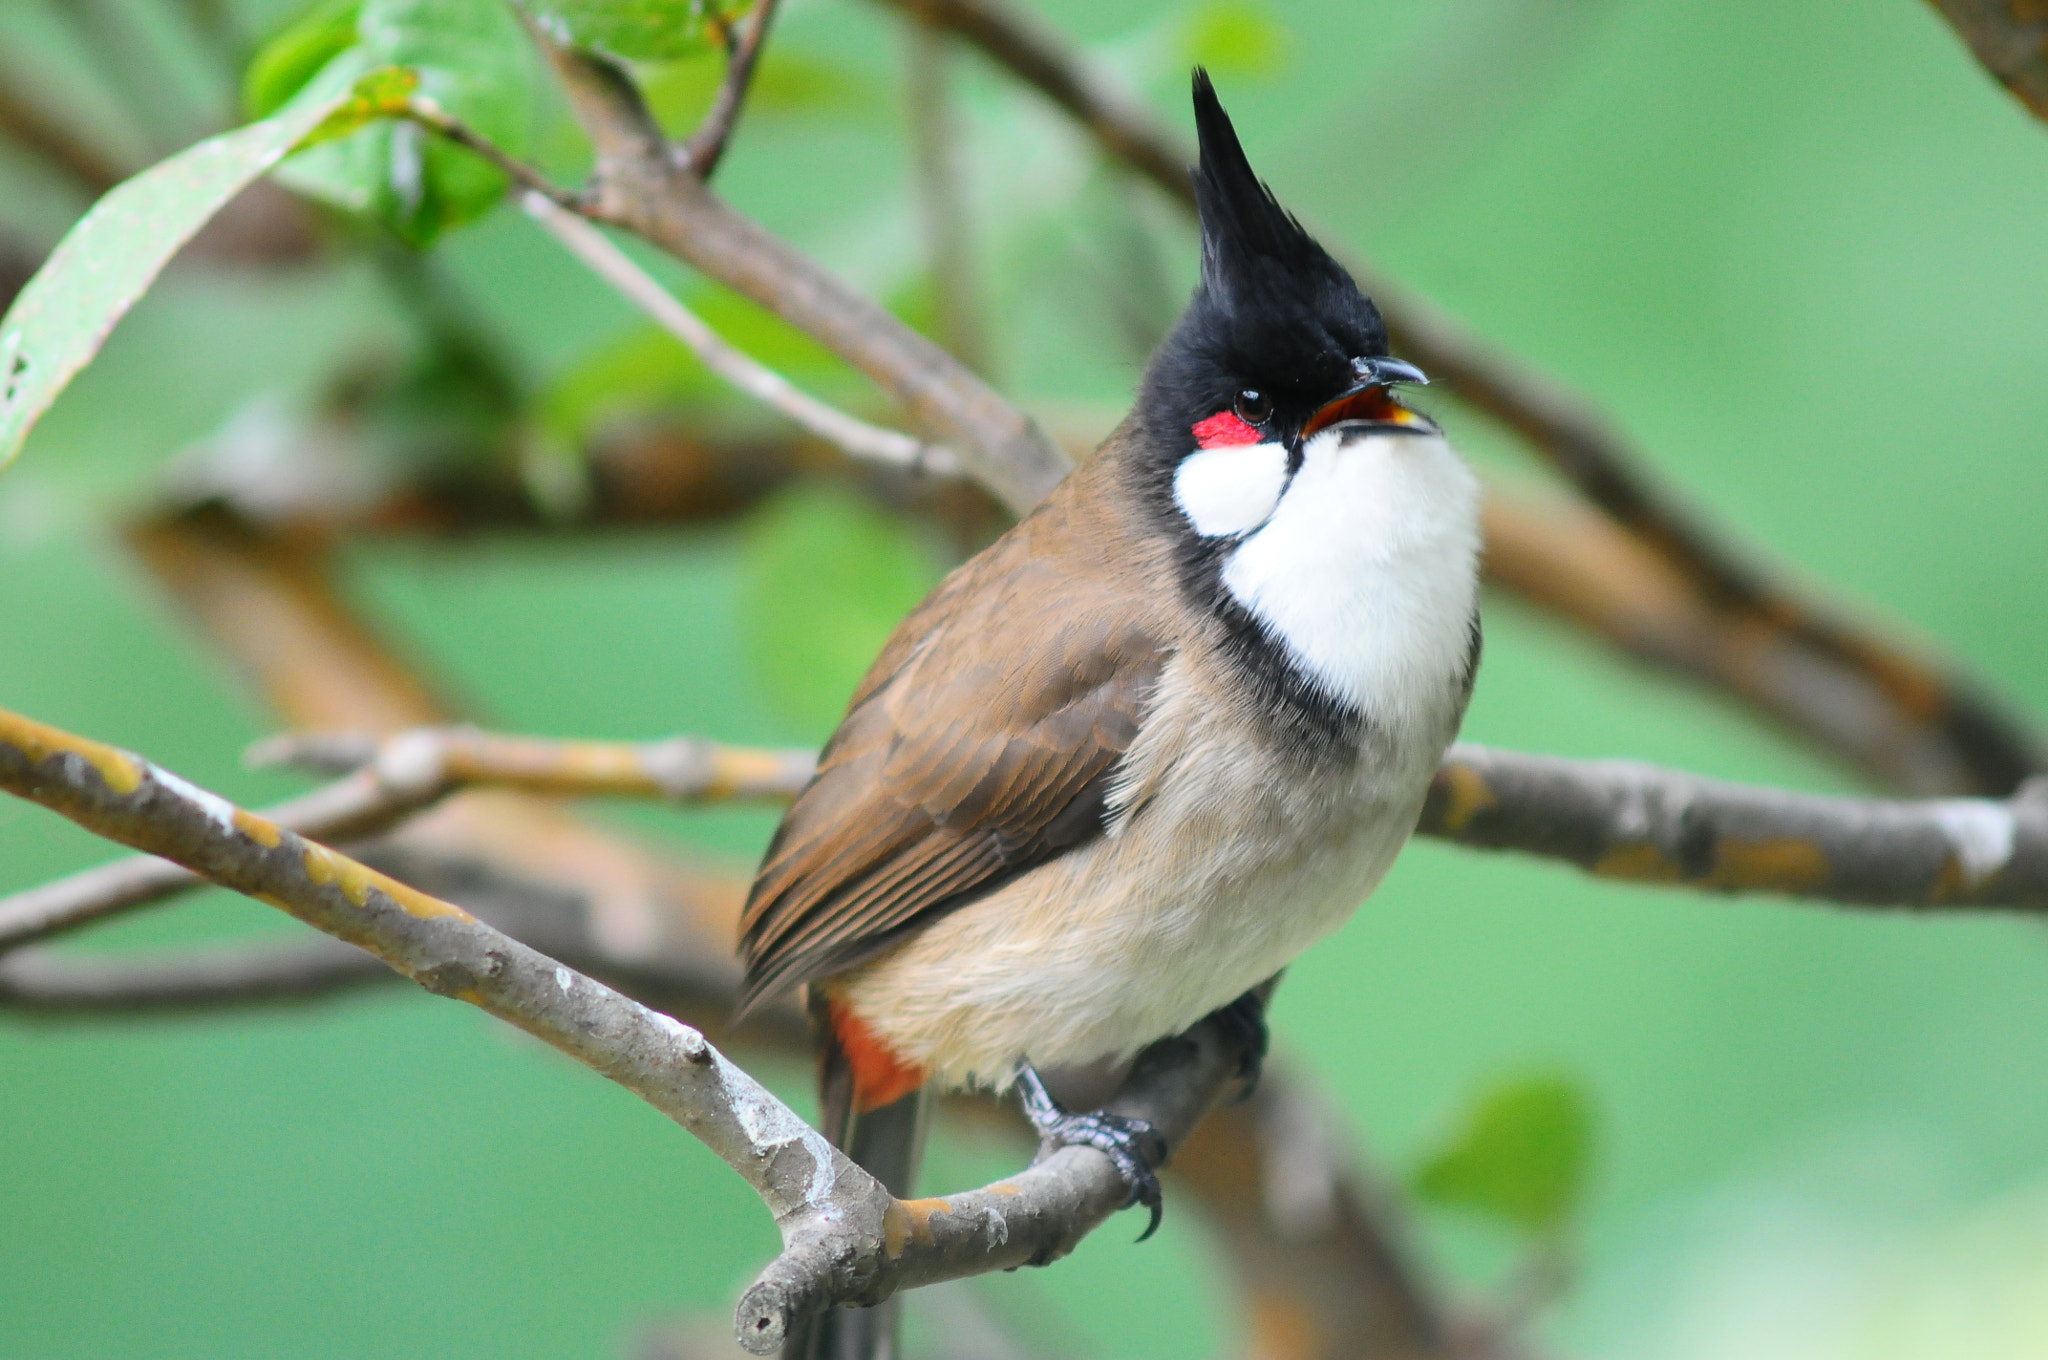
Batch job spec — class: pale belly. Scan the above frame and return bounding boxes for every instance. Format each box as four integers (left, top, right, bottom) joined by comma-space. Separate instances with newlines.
833, 736, 1438, 1091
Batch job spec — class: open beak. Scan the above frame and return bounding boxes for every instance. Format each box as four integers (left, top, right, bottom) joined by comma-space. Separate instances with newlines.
1301, 357, 1434, 439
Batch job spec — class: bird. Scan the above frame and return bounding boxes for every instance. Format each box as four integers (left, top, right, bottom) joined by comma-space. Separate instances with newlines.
738, 68, 1481, 1351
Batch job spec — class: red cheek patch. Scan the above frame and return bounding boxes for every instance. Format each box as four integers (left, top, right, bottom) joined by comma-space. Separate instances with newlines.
1193, 411, 1263, 448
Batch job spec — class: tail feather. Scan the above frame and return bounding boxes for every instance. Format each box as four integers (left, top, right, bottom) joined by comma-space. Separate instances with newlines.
783, 994, 929, 1360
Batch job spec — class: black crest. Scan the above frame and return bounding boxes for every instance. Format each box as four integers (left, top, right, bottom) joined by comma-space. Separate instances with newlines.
1190, 69, 1356, 320
1134, 73, 1389, 458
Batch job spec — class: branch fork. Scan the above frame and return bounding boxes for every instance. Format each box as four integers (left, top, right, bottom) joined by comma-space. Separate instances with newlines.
0, 705, 1253, 1352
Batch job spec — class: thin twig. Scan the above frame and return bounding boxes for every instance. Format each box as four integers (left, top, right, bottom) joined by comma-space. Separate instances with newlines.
870, 0, 2048, 798
682, 0, 782, 178
523, 190, 965, 478
0, 703, 1252, 1352
0, 724, 814, 953
399, 96, 583, 208
528, 28, 1068, 515
0, 764, 423, 952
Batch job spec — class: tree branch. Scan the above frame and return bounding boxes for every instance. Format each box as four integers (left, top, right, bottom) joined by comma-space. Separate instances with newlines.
870, 0, 2048, 798
1423, 744, 2048, 908
522, 191, 964, 478
682, 0, 781, 177
0, 724, 813, 952
529, 29, 1069, 516
0, 704, 1257, 1350
20, 722, 2048, 956
1925, 0, 2048, 122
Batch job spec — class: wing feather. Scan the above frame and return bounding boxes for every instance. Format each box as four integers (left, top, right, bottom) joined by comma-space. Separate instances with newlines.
737, 490, 1169, 1012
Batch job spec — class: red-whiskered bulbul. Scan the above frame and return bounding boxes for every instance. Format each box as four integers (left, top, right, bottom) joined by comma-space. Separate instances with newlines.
738, 68, 1480, 1336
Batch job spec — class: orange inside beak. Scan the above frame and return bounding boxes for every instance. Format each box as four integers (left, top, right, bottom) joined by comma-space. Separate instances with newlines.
1302, 385, 1418, 439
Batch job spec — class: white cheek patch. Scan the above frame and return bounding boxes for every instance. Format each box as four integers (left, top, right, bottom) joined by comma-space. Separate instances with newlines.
1172, 441, 1290, 538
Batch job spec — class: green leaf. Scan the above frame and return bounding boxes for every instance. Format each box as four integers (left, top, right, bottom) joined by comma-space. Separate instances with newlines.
244, 0, 364, 120
739, 482, 942, 735
274, 0, 540, 246
1411, 1073, 1594, 1235
517, 0, 740, 62
1179, 2, 1291, 80
0, 52, 374, 476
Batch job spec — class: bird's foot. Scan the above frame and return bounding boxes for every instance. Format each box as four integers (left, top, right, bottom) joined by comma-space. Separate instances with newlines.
1207, 987, 1270, 1100
1015, 1063, 1167, 1242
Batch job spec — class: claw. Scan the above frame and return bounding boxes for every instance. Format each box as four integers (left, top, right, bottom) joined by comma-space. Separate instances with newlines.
1016, 1064, 1167, 1241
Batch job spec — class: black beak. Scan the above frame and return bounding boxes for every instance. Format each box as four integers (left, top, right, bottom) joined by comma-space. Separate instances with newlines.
1301, 357, 1434, 438
1355, 357, 1428, 388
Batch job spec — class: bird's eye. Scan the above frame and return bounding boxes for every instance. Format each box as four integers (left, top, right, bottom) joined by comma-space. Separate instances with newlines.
1232, 389, 1273, 424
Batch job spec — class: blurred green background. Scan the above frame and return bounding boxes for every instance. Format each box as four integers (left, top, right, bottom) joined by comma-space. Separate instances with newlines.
4, 0, 2048, 1355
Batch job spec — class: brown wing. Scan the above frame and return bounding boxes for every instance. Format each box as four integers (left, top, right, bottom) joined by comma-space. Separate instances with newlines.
737, 484, 1169, 1012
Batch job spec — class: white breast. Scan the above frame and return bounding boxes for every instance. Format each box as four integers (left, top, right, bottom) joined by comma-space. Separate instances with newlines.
1219, 427, 1479, 731
832, 426, 1482, 1090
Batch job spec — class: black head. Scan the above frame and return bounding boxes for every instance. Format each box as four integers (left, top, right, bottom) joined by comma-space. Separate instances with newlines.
1135, 71, 1427, 465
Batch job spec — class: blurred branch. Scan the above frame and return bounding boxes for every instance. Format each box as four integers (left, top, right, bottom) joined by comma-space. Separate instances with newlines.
1423, 743, 2048, 907
682, 0, 781, 177
526, 27, 1070, 515
877, 0, 1188, 198
1, 236, 39, 314
1174, 1072, 1494, 1360
0, 702, 1255, 1354
905, 15, 989, 372
1480, 490, 1989, 794
522, 191, 965, 478
0, 933, 389, 1011
1926, 0, 2048, 122
0, 65, 129, 192
0, 724, 813, 953
874, 0, 2048, 798
123, 510, 452, 731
